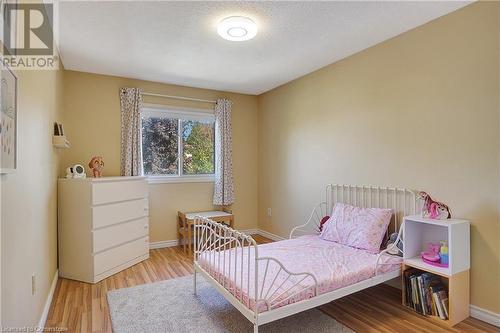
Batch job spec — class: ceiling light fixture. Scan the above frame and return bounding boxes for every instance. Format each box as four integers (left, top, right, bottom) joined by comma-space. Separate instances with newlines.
217, 16, 257, 41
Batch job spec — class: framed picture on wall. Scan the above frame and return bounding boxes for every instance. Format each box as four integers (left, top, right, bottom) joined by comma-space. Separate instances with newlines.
0, 65, 17, 173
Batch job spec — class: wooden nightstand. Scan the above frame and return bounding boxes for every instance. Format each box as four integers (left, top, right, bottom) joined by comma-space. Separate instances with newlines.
402, 215, 470, 326
177, 210, 234, 253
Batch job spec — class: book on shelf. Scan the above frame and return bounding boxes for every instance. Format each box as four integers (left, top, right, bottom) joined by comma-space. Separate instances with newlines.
410, 275, 421, 313
430, 289, 438, 316
404, 269, 449, 320
433, 292, 446, 320
422, 272, 442, 315
403, 268, 418, 308
439, 290, 449, 319
417, 276, 427, 315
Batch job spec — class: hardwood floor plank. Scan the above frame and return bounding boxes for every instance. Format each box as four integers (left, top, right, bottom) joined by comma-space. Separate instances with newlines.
45, 235, 499, 333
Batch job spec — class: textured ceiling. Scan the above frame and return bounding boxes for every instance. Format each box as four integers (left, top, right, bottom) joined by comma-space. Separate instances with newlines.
57, 1, 470, 95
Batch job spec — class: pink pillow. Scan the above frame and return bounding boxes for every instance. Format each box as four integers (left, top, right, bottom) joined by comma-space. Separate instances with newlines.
320, 203, 392, 253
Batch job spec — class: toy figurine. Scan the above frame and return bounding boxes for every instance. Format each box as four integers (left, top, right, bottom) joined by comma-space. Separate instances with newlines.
418, 191, 451, 219
88, 156, 104, 178
439, 241, 449, 265
421, 243, 441, 263
421, 242, 449, 268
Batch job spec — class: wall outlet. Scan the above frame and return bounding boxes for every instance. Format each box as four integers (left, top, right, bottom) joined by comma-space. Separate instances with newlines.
31, 273, 36, 295
267, 208, 272, 217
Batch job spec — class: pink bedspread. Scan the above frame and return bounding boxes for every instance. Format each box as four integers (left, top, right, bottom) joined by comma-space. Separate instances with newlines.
197, 234, 401, 313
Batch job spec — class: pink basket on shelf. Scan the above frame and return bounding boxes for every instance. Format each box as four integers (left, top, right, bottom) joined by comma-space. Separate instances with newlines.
421, 256, 449, 268
421, 243, 449, 268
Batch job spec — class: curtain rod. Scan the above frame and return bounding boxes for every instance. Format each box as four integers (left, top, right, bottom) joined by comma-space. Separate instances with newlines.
142, 92, 217, 104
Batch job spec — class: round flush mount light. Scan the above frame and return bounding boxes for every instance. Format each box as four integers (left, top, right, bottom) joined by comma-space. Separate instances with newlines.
217, 16, 258, 41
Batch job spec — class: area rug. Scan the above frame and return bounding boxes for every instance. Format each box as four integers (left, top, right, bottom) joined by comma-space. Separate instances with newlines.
107, 275, 353, 333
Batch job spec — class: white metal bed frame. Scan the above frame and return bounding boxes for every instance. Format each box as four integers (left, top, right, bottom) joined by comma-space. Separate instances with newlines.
193, 184, 418, 333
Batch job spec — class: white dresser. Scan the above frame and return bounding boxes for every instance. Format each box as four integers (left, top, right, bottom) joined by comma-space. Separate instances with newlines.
58, 176, 149, 283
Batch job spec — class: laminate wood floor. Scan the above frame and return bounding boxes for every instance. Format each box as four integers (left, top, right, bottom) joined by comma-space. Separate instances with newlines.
45, 235, 498, 333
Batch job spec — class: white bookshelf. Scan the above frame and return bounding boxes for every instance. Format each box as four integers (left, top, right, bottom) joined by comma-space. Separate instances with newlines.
402, 214, 470, 326
403, 215, 470, 277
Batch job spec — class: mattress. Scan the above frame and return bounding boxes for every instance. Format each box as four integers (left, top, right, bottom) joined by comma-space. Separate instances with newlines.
197, 234, 401, 313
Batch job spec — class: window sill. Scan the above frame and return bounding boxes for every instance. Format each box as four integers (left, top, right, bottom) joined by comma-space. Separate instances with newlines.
147, 175, 215, 184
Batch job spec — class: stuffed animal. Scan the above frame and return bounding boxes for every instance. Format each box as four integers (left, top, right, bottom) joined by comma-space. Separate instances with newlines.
88, 156, 104, 178
318, 215, 330, 232
418, 191, 451, 219
386, 232, 403, 256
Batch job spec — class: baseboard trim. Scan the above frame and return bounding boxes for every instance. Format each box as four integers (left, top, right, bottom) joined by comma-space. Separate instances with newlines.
149, 239, 179, 249
38, 269, 58, 329
240, 228, 259, 235
255, 229, 285, 241
470, 305, 500, 327
148, 228, 284, 250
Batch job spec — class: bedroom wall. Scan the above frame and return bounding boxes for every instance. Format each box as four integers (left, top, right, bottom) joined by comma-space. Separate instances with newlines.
61, 71, 259, 243
497, 3, 500, 314
1, 67, 64, 326
257, 2, 500, 314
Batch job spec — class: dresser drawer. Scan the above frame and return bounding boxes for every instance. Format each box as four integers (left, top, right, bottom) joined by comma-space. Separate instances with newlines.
92, 180, 148, 205
93, 217, 148, 253
92, 198, 149, 229
94, 236, 149, 276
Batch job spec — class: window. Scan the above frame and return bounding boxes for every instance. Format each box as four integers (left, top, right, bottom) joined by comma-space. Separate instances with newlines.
141, 106, 215, 183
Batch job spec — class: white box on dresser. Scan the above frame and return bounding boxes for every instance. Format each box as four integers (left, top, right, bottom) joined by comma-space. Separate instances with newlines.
58, 176, 149, 283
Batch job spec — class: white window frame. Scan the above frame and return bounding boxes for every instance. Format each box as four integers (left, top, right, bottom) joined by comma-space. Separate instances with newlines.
140, 103, 215, 184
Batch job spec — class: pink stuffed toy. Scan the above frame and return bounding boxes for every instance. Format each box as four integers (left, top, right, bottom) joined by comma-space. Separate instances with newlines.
319, 216, 330, 232
88, 156, 104, 178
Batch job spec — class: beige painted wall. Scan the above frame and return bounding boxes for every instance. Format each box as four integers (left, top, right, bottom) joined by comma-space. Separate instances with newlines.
258, 2, 500, 314
497, 4, 500, 311
61, 71, 259, 242
1, 66, 64, 326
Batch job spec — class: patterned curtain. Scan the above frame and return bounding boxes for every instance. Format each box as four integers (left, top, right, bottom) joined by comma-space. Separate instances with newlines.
119, 87, 143, 176
213, 98, 235, 206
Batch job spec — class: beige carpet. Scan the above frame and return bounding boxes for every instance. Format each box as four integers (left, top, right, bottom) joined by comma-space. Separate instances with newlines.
107, 275, 353, 333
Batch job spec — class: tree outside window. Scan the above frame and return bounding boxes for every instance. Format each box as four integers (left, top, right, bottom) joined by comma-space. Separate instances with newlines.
141, 110, 215, 177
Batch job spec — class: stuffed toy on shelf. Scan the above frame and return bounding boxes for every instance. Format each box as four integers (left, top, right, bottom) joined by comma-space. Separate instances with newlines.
88, 156, 104, 178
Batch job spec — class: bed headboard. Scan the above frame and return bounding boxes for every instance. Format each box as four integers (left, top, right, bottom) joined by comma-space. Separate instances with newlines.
326, 184, 420, 234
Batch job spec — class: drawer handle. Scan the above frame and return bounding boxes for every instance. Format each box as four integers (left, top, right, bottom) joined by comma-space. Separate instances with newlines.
144, 225, 148, 229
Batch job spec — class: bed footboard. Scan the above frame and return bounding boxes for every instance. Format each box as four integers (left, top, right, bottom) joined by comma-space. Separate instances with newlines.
194, 217, 258, 311
193, 217, 318, 319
